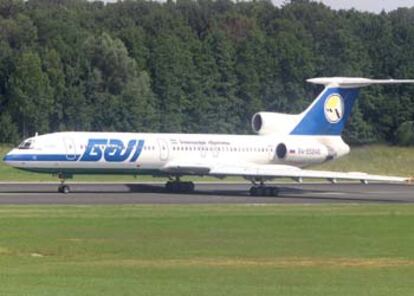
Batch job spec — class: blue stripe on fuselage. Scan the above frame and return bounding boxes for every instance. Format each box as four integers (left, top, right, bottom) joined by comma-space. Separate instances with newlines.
3, 154, 81, 162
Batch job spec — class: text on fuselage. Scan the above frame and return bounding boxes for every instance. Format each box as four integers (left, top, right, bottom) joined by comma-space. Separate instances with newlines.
80, 139, 145, 162
297, 148, 321, 155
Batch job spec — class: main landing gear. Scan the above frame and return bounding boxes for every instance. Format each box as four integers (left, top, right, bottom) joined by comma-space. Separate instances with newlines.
249, 186, 279, 197
165, 177, 195, 193
249, 180, 280, 197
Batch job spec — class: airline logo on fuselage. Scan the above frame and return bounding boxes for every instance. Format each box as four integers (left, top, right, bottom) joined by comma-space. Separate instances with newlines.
324, 94, 344, 124
80, 139, 145, 162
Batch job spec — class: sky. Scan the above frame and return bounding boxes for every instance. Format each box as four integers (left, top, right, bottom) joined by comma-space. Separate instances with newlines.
271, 0, 414, 14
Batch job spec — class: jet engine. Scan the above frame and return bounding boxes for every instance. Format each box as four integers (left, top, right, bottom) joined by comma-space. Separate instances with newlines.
274, 140, 332, 164
251, 112, 300, 135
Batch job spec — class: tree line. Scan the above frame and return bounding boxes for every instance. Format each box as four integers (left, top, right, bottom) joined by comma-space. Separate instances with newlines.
0, 0, 413, 145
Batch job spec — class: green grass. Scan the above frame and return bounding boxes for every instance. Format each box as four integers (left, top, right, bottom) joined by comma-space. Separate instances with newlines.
1, 205, 414, 295
0, 144, 412, 182
317, 145, 414, 176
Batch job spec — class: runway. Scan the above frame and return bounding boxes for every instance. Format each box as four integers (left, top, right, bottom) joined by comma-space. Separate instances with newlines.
0, 182, 412, 204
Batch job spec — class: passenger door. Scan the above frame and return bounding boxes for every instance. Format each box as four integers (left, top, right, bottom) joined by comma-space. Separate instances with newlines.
63, 137, 77, 161
157, 138, 169, 161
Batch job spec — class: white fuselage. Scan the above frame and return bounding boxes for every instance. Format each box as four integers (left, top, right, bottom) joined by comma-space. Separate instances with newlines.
3, 131, 350, 176
5, 77, 411, 187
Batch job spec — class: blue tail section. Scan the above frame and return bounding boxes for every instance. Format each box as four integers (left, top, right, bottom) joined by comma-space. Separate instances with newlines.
290, 87, 359, 136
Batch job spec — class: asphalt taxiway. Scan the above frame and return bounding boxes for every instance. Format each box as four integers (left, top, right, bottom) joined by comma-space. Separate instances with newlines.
0, 182, 411, 204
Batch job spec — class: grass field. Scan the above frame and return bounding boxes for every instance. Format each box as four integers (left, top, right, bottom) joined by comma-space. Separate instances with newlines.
317, 145, 414, 177
0, 144, 413, 182
1, 205, 414, 295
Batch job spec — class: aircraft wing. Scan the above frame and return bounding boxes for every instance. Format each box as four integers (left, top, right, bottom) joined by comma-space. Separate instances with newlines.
210, 164, 409, 183
161, 161, 211, 175
162, 161, 410, 183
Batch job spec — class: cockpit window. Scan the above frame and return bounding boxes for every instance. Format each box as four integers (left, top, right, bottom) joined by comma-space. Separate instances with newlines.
18, 139, 34, 150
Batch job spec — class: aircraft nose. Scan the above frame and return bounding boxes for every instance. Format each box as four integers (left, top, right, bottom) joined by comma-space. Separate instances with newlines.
3, 149, 17, 166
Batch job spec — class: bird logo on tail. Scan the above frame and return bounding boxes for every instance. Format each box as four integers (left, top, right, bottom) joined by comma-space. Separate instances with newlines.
324, 94, 344, 124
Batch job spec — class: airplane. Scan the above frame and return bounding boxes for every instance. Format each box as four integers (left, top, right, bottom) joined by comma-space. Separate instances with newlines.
3, 77, 413, 195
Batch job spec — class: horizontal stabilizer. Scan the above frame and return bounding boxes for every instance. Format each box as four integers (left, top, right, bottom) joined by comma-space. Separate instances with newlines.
307, 77, 414, 88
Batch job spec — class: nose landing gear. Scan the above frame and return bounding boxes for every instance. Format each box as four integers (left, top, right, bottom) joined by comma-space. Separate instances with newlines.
58, 184, 71, 194
57, 173, 72, 194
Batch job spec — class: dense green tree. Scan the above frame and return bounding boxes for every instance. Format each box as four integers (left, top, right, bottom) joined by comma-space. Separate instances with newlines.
206, 30, 242, 132
0, 0, 24, 19
119, 71, 159, 132
149, 32, 198, 132
343, 102, 376, 145
0, 41, 13, 101
0, 0, 413, 146
83, 32, 158, 131
8, 51, 52, 137
0, 14, 37, 50
43, 49, 66, 131
395, 121, 414, 146
0, 112, 19, 144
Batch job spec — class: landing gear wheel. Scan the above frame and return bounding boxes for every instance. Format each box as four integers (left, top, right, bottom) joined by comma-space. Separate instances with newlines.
172, 182, 180, 192
166, 181, 173, 192
270, 187, 279, 197
165, 181, 195, 193
249, 186, 279, 197
250, 186, 258, 196
58, 185, 70, 194
256, 186, 265, 196
184, 182, 195, 193
264, 187, 273, 196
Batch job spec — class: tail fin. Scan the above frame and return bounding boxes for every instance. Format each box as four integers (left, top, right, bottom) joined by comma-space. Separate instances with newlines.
290, 77, 414, 136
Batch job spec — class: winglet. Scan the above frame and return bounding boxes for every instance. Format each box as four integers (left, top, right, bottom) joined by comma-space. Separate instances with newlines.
307, 77, 414, 88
